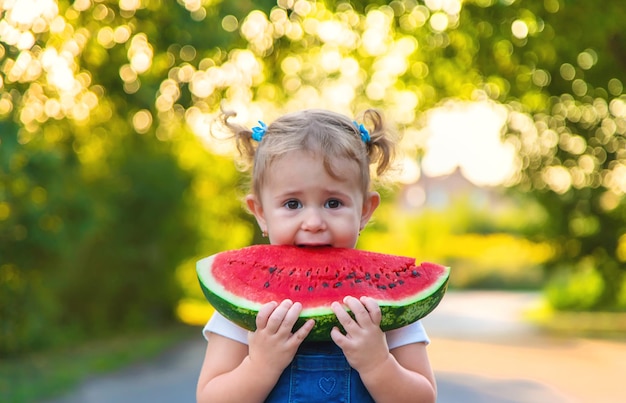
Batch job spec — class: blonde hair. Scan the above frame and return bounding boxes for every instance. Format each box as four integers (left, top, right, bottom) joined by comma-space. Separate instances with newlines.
219, 108, 397, 197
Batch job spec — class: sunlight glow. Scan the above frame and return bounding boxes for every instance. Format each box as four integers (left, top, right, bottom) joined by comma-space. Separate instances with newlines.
316, 20, 342, 44
119, 0, 141, 12
0, 0, 104, 124
97, 26, 115, 48
424, 0, 461, 14
397, 156, 422, 184
363, 10, 391, 56
42, 48, 75, 92
241, 10, 273, 54
132, 109, 152, 134
577, 49, 597, 70
128, 34, 153, 74
0, 0, 58, 49
511, 20, 528, 39
543, 165, 572, 194
429, 12, 449, 32
604, 164, 626, 194
320, 47, 342, 73
421, 101, 516, 187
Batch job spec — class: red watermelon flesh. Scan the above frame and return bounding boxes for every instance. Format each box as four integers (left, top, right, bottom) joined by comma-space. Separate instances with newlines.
197, 245, 450, 340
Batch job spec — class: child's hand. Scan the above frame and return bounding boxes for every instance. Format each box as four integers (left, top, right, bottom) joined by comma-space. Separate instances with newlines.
330, 296, 390, 374
248, 299, 314, 375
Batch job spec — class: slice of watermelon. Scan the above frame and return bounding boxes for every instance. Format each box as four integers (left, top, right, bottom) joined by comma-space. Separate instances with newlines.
196, 245, 450, 341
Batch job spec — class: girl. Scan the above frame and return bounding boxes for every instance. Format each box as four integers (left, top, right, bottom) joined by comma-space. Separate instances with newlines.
196, 109, 437, 403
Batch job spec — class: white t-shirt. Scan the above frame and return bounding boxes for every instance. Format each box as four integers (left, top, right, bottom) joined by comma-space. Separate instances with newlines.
203, 311, 430, 350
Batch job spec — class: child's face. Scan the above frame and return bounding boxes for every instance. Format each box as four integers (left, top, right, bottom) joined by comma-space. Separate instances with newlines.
247, 150, 380, 249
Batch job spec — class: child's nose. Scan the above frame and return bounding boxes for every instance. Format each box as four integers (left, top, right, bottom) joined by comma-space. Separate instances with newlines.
301, 208, 325, 231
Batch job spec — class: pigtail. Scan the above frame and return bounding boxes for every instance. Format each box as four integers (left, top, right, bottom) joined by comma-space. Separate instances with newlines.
361, 109, 397, 177
215, 108, 257, 168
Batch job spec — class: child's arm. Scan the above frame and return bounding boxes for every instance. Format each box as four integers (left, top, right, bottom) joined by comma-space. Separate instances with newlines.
197, 300, 315, 403
331, 296, 437, 403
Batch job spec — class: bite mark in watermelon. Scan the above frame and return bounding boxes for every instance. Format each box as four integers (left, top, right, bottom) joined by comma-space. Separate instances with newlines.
196, 245, 450, 341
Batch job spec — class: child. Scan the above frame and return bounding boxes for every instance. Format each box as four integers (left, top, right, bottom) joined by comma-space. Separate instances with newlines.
197, 109, 437, 402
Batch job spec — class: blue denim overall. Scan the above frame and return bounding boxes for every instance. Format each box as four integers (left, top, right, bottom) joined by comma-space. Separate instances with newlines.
265, 341, 375, 403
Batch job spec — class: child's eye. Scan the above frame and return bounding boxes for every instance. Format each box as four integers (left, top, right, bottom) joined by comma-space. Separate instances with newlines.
284, 199, 302, 209
325, 199, 342, 209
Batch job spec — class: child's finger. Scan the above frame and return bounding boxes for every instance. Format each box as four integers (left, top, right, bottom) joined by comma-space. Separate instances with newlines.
255, 301, 278, 330
359, 296, 382, 325
292, 319, 315, 342
330, 326, 346, 345
332, 301, 360, 333
264, 299, 293, 333
343, 296, 373, 326
279, 301, 303, 333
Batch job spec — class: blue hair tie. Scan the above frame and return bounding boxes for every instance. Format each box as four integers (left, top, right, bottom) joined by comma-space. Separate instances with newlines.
353, 121, 370, 143
251, 121, 267, 142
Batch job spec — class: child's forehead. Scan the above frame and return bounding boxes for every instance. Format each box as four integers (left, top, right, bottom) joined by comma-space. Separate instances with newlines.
260, 153, 364, 199
267, 150, 360, 179
271, 149, 355, 167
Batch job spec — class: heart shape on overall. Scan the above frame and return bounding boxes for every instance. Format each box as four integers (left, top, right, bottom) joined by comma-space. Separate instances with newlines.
318, 377, 336, 395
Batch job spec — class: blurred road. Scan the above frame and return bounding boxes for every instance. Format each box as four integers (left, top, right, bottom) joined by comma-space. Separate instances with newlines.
423, 291, 626, 403
44, 291, 626, 403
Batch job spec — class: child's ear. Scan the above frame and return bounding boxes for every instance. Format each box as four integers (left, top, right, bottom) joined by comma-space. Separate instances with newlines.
359, 191, 381, 230
246, 194, 267, 234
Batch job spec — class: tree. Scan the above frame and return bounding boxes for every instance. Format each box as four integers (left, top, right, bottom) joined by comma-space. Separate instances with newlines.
2, 0, 626, 354
461, 0, 626, 310
0, 0, 255, 354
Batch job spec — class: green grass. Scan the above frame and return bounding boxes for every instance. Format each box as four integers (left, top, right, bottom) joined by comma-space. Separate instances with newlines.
0, 324, 199, 403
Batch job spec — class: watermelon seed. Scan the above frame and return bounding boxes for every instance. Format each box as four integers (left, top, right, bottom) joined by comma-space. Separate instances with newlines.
334, 282, 342, 288
308, 286, 314, 291
377, 285, 387, 290
306, 270, 311, 277
295, 285, 301, 291
289, 269, 295, 276
364, 273, 371, 280
354, 278, 362, 283
411, 270, 420, 277
322, 282, 329, 288
375, 273, 381, 279
268, 266, 277, 273
264, 281, 270, 288
388, 283, 396, 289
398, 280, 405, 285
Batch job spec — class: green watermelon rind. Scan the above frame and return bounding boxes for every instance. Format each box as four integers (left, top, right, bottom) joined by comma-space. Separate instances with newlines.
196, 252, 450, 341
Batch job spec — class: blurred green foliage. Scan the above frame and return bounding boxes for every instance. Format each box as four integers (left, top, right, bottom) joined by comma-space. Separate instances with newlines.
0, 0, 257, 355
0, 109, 200, 353
2, 0, 626, 357
458, 0, 626, 310
360, 191, 553, 290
